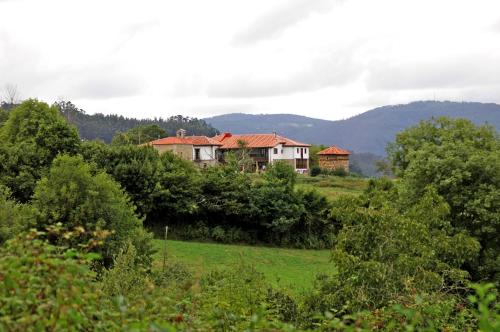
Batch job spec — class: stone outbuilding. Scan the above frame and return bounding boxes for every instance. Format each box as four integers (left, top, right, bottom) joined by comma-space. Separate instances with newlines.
317, 146, 351, 172
146, 129, 222, 168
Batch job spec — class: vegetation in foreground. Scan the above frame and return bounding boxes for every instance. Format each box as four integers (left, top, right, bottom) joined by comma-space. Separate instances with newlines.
0, 99, 499, 331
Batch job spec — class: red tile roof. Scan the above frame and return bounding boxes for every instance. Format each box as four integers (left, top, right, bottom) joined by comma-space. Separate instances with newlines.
214, 133, 310, 149
148, 136, 223, 146
317, 146, 351, 155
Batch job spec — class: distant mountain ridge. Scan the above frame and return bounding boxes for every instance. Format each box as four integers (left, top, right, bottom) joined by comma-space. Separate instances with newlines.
205, 101, 500, 156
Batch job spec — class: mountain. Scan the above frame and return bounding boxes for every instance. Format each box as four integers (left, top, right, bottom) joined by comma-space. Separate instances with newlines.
205, 101, 500, 156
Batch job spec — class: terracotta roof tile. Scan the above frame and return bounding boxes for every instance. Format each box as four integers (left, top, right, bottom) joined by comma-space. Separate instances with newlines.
317, 146, 351, 155
215, 133, 310, 149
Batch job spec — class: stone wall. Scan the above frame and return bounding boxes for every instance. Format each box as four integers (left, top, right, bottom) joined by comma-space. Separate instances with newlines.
318, 155, 349, 172
153, 144, 193, 161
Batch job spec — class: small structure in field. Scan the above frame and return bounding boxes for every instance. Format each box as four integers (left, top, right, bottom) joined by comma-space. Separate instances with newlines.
317, 146, 351, 172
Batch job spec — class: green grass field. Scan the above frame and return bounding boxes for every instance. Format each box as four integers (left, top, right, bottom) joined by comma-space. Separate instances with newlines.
296, 174, 368, 200
153, 240, 333, 291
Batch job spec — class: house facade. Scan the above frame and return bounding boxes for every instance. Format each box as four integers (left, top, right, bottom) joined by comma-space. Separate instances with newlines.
317, 146, 351, 172
213, 132, 310, 173
146, 129, 222, 168
146, 129, 311, 172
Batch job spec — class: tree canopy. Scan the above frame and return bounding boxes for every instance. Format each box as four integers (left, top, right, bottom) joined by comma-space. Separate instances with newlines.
388, 117, 500, 282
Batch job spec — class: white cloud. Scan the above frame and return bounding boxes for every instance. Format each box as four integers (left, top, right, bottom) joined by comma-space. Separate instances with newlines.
231, 0, 337, 46
0, 0, 500, 120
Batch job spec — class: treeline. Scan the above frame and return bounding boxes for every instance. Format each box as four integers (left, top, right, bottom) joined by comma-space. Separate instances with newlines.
0, 100, 219, 142
0, 99, 499, 330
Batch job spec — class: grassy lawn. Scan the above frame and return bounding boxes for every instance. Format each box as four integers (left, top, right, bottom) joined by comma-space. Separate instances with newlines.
153, 240, 333, 292
296, 174, 368, 200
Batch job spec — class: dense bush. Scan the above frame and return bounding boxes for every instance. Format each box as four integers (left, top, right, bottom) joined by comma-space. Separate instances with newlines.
0, 185, 33, 244
304, 182, 480, 319
32, 154, 155, 267
0, 232, 114, 331
310, 165, 321, 177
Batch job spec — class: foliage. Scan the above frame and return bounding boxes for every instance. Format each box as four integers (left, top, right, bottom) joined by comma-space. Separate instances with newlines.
81, 142, 165, 219
198, 263, 270, 330
308, 144, 328, 168
0, 185, 33, 244
310, 165, 321, 177
0, 99, 80, 202
102, 241, 152, 298
388, 117, 500, 282
0, 108, 8, 125
305, 183, 480, 315
31, 154, 154, 267
468, 283, 500, 332
111, 124, 167, 146
0, 231, 114, 331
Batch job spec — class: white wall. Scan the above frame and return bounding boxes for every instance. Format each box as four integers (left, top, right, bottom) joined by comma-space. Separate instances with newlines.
293, 147, 308, 159
269, 145, 309, 162
268, 144, 284, 162
193, 146, 217, 161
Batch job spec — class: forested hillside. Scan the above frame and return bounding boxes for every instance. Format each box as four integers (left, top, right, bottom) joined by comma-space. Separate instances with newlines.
205, 101, 500, 156
56, 101, 219, 142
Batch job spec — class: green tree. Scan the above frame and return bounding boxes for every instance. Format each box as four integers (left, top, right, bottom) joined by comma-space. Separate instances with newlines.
0, 99, 81, 202
387, 117, 500, 282
305, 184, 480, 316
112, 124, 167, 146
0, 185, 33, 244
309, 144, 327, 168
32, 154, 154, 267
81, 142, 165, 219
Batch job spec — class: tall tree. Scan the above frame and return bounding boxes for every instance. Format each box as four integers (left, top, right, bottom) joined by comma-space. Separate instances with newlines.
387, 117, 500, 282
0, 99, 81, 201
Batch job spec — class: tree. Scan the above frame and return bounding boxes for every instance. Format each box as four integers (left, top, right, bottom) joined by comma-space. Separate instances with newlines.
309, 144, 327, 168
387, 117, 500, 282
0, 99, 81, 202
32, 155, 154, 267
305, 184, 480, 315
2, 84, 20, 105
112, 124, 167, 146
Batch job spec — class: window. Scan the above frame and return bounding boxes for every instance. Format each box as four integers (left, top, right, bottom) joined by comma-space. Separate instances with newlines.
281, 149, 284, 154
273, 148, 278, 154
296, 158, 307, 169
194, 148, 200, 160
297, 148, 299, 153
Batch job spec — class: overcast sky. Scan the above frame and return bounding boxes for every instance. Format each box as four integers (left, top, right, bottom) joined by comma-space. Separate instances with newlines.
1, 0, 500, 120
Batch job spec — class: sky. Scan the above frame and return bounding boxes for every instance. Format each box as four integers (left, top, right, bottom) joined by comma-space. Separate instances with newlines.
1, 0, 500, 120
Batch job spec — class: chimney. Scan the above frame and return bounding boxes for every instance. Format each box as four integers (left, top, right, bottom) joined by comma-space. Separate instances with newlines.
273, 131, 277, 138
176, 128, 186, 138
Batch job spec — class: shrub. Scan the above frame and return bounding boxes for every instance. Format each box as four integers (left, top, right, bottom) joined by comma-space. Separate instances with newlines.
102, 241, 152, 298
310, 165, 321, 177
305, 187, 480, 315
32, 154, 155, 267
0, 232, 114, 331
0, 185, 33, 244
152, 261, 194, 288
